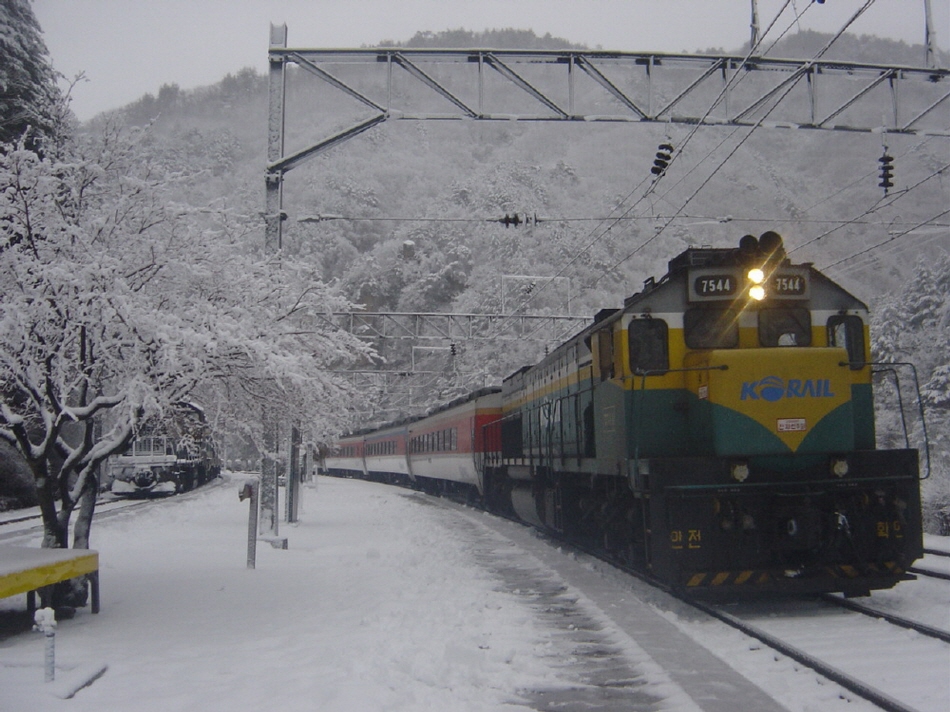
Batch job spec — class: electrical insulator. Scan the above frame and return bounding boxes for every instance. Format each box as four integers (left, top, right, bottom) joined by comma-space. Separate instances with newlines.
652, 142, 674, 176
878, 151, 894, 193
450, 343, 457, 356
500, 213, 523, 227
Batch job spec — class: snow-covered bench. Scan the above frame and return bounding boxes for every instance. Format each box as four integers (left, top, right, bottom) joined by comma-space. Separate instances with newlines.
0, 546, 100, 614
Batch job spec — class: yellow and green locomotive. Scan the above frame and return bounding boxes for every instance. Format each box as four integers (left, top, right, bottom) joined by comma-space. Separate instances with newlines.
485, 231, 923, 597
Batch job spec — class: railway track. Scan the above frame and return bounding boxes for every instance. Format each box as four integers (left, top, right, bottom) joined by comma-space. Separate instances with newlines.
586, 549, 948, 712
597, 539, 949, 711
467, 495, 949, 712
584, 543, 949, 711
821, 592, 950, 644
909, 544, 950, 581
691, 595, 947, 712
0, 477, 228, 543
480, 500, 949, 712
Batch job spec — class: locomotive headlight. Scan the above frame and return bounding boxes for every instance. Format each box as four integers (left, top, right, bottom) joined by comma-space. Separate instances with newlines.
831, 457, 850, 477
731, 462, 750, 482
747, 268, 767, 300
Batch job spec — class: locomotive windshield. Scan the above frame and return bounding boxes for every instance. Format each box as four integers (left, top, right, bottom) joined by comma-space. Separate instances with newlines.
684, 308, 739, 349
758, 307, 812, 347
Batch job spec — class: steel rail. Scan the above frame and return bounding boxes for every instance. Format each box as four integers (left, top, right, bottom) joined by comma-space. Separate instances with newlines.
690, 598, 923, 712
820, 592, 950, 644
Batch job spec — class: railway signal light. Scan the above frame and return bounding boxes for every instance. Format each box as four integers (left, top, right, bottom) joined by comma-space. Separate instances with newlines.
651, 142, 674, 176
878, 151, 894, 193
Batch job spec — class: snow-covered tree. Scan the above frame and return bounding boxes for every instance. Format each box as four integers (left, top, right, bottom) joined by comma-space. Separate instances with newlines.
0, 0, 65, 151
872, 252, 950, 533
0, 123, 373, 583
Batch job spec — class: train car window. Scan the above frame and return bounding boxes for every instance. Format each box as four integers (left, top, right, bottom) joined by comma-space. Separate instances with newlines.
759, 308, 812, 347
684, 308, 739, 349
597, 328, 615, 380
628, 319, 669, 374
828, 315, 865, 369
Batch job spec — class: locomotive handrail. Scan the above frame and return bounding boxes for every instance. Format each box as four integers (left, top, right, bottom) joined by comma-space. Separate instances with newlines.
875, 368, 912, 453
854, 361, 931, 481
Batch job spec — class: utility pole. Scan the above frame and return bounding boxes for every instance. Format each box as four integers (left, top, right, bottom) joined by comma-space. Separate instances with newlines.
260, 23, 287, 539
750, 0, 760, 50
924, 0, 939, 69
265, 23, 287, 253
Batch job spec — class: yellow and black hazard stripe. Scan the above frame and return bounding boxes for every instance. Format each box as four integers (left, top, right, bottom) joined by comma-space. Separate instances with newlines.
828, 561, 905, 578
685, 561, 905, 589
685, 570, 772, 588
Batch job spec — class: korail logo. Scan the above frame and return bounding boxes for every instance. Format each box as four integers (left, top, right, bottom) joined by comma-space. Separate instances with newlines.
740, 377, 836, 402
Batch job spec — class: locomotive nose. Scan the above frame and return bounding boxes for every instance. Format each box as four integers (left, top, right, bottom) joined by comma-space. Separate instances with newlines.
133, 469, 156, 487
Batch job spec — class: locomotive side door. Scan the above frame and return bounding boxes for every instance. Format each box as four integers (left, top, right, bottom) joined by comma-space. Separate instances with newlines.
591, 322, 627, 475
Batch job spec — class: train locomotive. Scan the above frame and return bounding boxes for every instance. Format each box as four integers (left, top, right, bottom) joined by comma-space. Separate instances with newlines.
110, 403, 221, 497
326, 232, 924, 598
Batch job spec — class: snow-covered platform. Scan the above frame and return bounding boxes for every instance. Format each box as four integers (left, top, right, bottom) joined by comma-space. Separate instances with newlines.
0, 546, 99, 613
0, 474, 944, 711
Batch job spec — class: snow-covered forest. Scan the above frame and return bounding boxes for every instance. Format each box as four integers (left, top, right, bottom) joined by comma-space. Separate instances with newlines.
1, 3, 948, 532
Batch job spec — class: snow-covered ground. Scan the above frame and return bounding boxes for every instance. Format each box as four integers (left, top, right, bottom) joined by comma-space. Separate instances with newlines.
1, 474, 948, 711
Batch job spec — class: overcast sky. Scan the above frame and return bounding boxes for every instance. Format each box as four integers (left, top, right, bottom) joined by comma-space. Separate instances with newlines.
32, 0, 950, 121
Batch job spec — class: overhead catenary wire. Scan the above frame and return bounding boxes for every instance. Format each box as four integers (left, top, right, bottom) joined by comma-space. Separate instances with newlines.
819, 208, 950, 272
833, 227, 950, 277
300, 212, 948, 228
556, 214, 948, 229
789, 161, 950, 255
498, 0, 808, 313
787, 135, 943, 230
588, 0, 879, 288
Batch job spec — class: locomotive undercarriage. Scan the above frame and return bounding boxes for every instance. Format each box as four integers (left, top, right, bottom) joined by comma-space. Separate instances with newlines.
487, 448, 923, 598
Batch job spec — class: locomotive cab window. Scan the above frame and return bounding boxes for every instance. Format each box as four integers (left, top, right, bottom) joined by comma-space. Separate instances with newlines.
759, 308, 811, 347
628, 319, 669, 374
684, 308, 739, 349
828, 314, 865, 369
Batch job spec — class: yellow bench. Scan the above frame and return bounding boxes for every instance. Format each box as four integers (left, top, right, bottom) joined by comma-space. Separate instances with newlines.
0, 547, 100, 613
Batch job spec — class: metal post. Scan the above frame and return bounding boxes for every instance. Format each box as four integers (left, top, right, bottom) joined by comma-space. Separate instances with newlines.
924, 0, 939, 68
750, 0, 760, 50
265, 23, 287, 253
262, 25, 286, 543
33, 608, 56, 682
286, 424, 301, 523
240, 478, 260, 569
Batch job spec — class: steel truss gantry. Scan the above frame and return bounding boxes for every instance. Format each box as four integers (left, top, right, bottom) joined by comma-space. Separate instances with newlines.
265, 25, 949, 250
